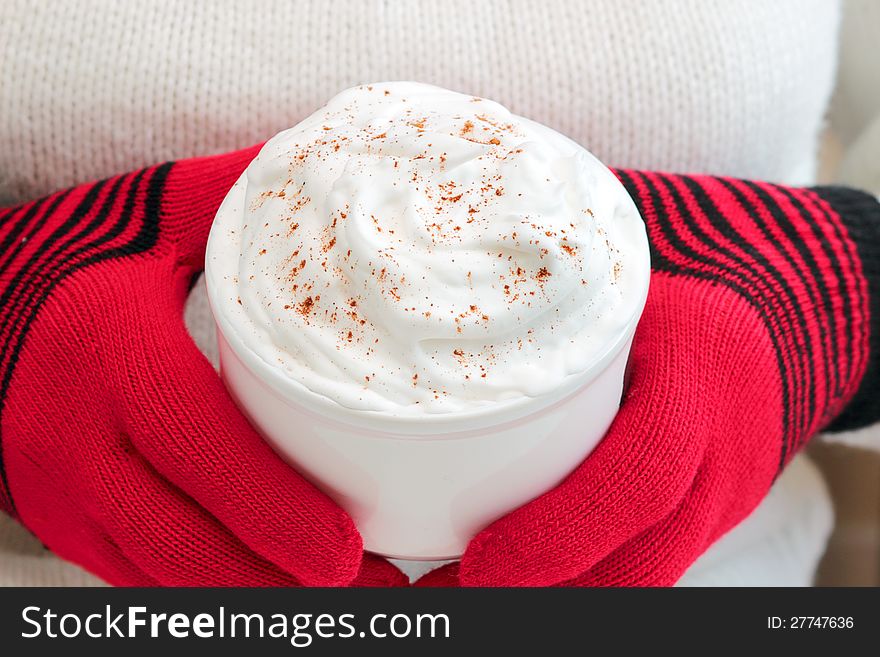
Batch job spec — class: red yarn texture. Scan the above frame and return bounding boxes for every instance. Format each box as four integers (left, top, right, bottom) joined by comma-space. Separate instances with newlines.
0, 150, 877, 588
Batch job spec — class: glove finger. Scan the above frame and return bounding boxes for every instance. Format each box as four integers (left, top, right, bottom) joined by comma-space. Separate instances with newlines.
93, 440, 320, 586
351, 555, 409, 587
564, 463, 716, 587
414, 562, 461, 587
571, 431, 780, 588
95, 442, 404, 586
109, 260, 362, 586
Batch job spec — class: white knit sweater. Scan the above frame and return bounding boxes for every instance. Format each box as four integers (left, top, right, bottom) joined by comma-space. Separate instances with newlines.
0, 0, 875, 587
0, 0, 841, 204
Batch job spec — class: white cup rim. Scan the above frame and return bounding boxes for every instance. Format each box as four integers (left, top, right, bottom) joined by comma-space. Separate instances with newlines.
209, 297, 644, 437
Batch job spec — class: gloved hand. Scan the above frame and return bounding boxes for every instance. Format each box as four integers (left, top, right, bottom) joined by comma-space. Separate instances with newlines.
0, 146, 405, 587
418, 171, 880, 587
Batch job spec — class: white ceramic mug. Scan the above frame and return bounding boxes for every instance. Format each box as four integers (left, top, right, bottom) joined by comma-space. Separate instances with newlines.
205, 127, 650, 560
213, 323, 637, 559
206, 170, 649, 560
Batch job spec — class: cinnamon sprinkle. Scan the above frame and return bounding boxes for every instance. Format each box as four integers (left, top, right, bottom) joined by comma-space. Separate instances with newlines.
296, 295, 317, 317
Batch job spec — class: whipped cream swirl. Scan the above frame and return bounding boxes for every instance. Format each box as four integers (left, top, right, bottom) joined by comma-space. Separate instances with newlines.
207, 82, 649, 416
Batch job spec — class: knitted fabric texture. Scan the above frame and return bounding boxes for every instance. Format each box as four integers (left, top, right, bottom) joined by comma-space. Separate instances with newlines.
1, 151, 878, 587
418, 171, 880, 587
0, 146, 407, 587
0, 0, 840, 205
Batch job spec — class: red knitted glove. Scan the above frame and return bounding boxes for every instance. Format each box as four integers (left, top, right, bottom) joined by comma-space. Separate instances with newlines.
0, 147, 405, 587
418, 171, 880, 587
